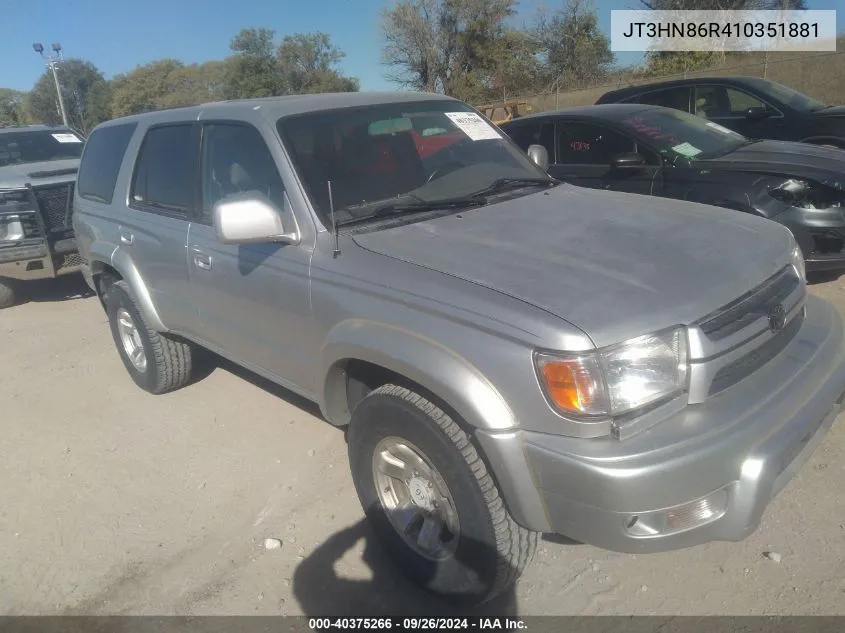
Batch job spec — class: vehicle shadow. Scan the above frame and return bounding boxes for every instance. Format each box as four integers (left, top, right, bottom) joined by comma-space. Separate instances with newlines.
292, 516, 520, 617
10, 273, 94, 306
192, 352, 326, 421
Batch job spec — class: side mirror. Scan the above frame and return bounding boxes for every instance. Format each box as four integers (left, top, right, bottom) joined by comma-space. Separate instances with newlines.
526, 144, 549, 171
212, 192, 298, 245
611, 152, 647, 170
745, 106, 772, 121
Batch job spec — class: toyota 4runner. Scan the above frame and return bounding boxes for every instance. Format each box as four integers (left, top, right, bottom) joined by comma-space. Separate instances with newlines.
73, 93, 845, 603
0, 124, 85, 308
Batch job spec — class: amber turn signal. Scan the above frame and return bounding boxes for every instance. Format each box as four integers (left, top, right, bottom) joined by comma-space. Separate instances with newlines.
536, 355, 605, 416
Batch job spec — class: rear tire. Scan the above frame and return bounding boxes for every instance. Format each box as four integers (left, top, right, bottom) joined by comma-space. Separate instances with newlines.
105, 280, 194, 394
347, 384, 538, 604
0, 278, 16, 309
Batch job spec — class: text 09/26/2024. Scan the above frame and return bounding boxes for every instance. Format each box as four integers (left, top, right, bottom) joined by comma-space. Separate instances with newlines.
308, 618, 528, 630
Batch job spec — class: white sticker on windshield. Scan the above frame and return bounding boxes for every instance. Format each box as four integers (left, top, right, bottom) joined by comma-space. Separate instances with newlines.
705, 122, 735, 135
671, 142, 702, 157
444, 112, 502, 141
52, 133, 82, 143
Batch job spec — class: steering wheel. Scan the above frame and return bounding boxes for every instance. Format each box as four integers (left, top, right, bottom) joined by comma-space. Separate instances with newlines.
426, 161, 464, 183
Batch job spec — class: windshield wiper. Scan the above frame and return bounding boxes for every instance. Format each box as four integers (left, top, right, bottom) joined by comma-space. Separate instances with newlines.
471, 177, 557, 198
337, 196, 488, 228
336, 178, 556, 228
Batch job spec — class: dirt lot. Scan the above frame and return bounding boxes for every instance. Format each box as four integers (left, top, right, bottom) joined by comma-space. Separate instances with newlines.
1, 274, 844, 617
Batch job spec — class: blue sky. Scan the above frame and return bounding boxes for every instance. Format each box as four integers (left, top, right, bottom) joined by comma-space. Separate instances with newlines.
2, 0, 843, 93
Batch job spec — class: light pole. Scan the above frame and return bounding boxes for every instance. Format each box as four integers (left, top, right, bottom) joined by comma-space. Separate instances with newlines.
32, 42, 69, 128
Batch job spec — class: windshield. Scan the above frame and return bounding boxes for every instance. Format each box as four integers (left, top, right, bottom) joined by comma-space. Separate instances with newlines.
752, 78, 826, 112
0, 129, 85, 167
277, 100, 550, 227
618, 108, 749, 161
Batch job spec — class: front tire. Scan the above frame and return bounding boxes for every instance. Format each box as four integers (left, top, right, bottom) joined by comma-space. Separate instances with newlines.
105, 280, 194, 394
0, 278, 16, 309
347, 384, 538, 604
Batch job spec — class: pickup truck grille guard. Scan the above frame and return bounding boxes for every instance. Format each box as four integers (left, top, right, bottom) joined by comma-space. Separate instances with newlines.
30, 182, 75, 236
687, 265, 806, 402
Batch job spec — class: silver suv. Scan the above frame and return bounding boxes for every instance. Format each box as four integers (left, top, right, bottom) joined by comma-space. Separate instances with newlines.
73, 92, 845, 603
0, 125, 85, 308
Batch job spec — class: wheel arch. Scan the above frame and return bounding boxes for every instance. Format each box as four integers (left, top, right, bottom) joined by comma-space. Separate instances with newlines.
88, 243, 166, 332
319, 320, 517, 433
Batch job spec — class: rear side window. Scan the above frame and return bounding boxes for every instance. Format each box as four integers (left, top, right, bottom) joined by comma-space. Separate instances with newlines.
630, 87, 691, 113
77, 122, 137, 204
131, 124, 198, 215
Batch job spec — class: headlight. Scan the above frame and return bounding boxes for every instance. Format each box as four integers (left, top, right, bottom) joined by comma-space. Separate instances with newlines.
769, 178, 844, 210
790, 242, 806, 282
535, 326, 688, 419
0, 214, 24, 242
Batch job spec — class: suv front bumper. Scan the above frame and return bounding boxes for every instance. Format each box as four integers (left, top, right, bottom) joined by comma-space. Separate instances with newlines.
477, 294, 845, 553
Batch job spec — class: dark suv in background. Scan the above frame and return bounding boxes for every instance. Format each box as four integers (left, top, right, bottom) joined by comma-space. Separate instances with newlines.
0, 124, 85, 308
596, 76, 845, 149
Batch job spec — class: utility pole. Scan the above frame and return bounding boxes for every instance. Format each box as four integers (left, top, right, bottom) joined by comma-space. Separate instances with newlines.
32, 42, 69, 128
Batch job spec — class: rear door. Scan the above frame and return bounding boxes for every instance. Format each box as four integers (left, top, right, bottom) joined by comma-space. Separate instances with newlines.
119, 123, 199, 334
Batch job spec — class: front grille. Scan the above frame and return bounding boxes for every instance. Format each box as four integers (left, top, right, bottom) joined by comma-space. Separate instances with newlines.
696, 266, 800, 342
709, 308, 804, 396
32, 183, 74, 234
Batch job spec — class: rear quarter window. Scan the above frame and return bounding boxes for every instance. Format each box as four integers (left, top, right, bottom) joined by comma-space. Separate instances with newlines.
77, 122, 138, 204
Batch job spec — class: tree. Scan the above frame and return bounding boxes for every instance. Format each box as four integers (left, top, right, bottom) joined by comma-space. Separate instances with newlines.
381, 0, 519, 102
158, 61, 227, 108
277, 33, 359, 93
488, 29, 542, 100
110, 59, 227, 116
223, 28, 358, 99
110, 59, 184, 117
0, 89, 28, 127
533, 0, 614, 90
27, 59, 110, 134
223, 28, 285, 99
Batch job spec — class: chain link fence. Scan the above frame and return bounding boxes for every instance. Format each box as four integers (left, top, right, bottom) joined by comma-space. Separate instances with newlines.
502, 49, 845, 115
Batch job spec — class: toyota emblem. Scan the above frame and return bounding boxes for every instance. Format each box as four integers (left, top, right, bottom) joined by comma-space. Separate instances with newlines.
768, 304, 786, 333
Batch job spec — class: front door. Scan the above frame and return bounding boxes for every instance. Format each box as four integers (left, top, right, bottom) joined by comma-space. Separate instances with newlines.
186, 121, 315, 392
549, 119, 661, 195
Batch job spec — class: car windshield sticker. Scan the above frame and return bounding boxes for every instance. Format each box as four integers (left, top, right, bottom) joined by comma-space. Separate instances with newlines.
705, 122, 735, 135
52, 133, 82, 143
444, 112, 502, 141
671, 142, 702, 157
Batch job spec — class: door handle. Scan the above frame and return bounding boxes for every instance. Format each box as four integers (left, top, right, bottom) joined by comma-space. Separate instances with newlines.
192, 249, 212, 271
119, 231, 134, 245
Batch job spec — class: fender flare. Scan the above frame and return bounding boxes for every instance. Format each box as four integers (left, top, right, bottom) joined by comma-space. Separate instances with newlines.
320, 319, 517, 432
89, 242, 167, 332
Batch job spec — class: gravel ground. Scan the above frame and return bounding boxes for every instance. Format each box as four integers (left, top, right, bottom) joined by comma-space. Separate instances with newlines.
1, 273, 844, 617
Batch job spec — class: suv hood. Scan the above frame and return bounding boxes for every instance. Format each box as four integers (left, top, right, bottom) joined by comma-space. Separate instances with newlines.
0, 159, 80, 189
702, 140, 845, 182
352, 184, 793, 348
